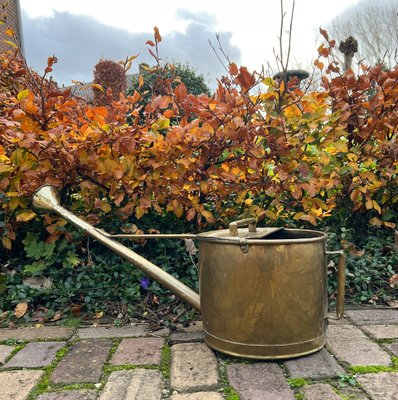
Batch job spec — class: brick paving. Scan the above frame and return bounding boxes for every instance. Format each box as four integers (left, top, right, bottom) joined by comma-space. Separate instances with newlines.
301, 383, 341, 400
37, 390, 98, 400
170, 342, 220, 392
110, 337, 164, 365
51, 339, 113, 384
284, 348, 344, 379
0, 307, 397, 399
326, 323, 392, 366
4, 341, 65, 368
227, 363, 295, 399
0, 344, 14, 364
99, 369, 163, 400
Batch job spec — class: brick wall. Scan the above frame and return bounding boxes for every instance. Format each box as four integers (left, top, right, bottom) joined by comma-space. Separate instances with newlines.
0, 0, 23, 53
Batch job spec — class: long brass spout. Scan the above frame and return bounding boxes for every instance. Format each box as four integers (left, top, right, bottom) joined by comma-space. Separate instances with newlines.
32, 186, 201, 311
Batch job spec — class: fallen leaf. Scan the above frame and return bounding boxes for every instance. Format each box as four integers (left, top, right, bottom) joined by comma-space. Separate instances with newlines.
69, 304, 83, 316
390, 274, 398, 288
386, 298, 398, 308
50, 311, 63, 322
14, 302, 28, 318
94, 311, 104, 319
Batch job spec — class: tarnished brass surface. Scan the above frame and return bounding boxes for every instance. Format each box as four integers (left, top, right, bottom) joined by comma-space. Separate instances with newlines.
32, 185, 345, 359
229, 218, 257, 236
32, 186, 201, 311
326, 250, 346, 319
198, 229, 330, 359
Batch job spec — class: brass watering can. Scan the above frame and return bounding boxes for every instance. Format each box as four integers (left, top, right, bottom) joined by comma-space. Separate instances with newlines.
32, 185, 345, 359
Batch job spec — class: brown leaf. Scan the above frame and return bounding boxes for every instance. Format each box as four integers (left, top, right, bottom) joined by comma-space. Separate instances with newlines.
390, 274, 398, 288
186, 207, 196, 221
386, 298, 398, 308
50, 311, 63, 322
229, 62, 238, 76
236, 67, 255, 92
69, 304, 83, 316
319, 28, 329, 41
154, 26, 162, 43
14, 302, 28, 318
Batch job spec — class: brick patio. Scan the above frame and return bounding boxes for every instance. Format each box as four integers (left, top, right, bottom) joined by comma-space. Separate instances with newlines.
0, 306, 397, 399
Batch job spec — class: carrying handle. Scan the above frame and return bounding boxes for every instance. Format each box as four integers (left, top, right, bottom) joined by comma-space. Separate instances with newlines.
229, 218, 257, 237
326, 250, 346, 319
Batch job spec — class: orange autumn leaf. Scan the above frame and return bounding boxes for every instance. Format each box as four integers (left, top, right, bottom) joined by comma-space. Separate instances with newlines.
154, 26, 162, 43
229, 62, 238, 76
236, 67, 256, 91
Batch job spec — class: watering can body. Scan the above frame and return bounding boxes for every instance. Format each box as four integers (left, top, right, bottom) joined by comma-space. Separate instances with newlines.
198, 229, 329, 359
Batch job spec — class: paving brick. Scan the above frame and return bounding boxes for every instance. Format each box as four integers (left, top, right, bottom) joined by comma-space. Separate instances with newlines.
338, 386, 369, 400
77, 325, 168, 339
356, 372, 398, 400
0, 326, 73, 341
227, 363, 295, 400
326, 324, 391, 366
37, 390, 98, 400
110, 337, 164, 365
171, 393, 224, 400
384, 342, 398, 357
346, 309, 398, 325
51, 339, 112, 384
284, 349, 344, 379
0, 344, 14, 364
170, 343, 219, 392
99, 369, 162, 400
361, 324, 398, 339
0, 370, 44, 399
5, 341, 65, 368
169, 331, 205, 344
301, 383, 340, 400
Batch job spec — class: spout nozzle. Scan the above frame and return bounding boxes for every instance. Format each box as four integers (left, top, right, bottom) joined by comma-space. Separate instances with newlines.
32, 185, 61, 213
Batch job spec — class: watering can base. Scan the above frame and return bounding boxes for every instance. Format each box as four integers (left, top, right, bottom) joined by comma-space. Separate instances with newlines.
203, 331, 325, 360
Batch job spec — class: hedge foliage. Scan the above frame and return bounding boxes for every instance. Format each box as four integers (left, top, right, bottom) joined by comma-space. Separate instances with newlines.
0, 27, 397, 320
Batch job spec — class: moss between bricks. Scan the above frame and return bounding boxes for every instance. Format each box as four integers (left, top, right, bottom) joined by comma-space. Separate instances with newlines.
348, 356, 398, 374
217, 358, 241, 400
288, 377, 309, 388
159, 344, 171, 379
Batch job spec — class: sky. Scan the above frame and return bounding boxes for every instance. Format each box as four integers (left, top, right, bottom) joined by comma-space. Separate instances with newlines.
19, 0, 367, 88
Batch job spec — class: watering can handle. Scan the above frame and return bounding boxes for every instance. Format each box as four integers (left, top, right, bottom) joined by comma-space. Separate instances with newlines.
326, 250, 346, 319
229, 218, 257, 236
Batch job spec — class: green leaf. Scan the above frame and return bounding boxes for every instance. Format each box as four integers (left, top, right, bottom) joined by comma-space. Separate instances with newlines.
23, 233, 55, 261
23, 261, 46, 274
64, 251, 80, 267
